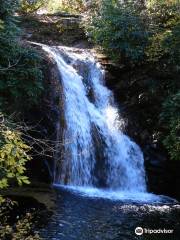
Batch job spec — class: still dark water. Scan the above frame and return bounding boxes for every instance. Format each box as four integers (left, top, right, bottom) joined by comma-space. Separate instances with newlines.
40, 188, 180, 240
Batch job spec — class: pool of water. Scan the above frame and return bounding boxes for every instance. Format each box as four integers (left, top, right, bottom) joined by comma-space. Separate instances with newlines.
40, 187, 180, 240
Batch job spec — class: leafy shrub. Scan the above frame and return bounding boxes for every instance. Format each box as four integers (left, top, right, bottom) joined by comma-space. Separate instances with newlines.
0, 203, 42, 239
0, 1, 42, 202
146, 1, 180, 161
0, 0, 19, 19
0, 0, 44, 112
46, 0, 85, 14
0, 43, 44, 111
161, 92, 180, 161
146, 0, 180, 65
19, 0, 47, 14
0, 114, 31, 201
85, 0, 180, 160
86, 0, 180, 65
163, 118, 180, 161
85, 0, 150, 63
0, 0, 19, 38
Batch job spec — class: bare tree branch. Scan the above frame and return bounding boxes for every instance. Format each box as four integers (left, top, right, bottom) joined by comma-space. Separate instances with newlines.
0, 57, 21, 71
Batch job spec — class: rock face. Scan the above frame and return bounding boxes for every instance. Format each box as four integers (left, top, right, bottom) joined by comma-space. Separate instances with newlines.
24, 47, 64, 184
20, 13, 86, 46
96, 57, 180, 200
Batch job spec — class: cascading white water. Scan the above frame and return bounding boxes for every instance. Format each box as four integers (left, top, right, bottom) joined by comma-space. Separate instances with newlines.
42, 45, 147, 193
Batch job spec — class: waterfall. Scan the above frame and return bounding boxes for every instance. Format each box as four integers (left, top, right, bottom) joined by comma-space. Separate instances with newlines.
42, 45, 147, 193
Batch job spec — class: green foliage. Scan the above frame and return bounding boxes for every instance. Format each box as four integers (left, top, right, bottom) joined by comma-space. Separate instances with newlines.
0, 116, 31, 188
161, 92, 180, 161
46, 0, 85, 14
146, 1, 180, 161
19, 0, 85, 14
0, 114, 31, 201
85, 0, 149, 62
85, 0, 180, 65
0, 44, 44, 111
0, 204, 42, 239
0, 0, 19, 20
163, 118, 180, 161
0, 0, 19, 37
161, 92, 180, 121
146, 0, 180, 65
0, 1, 43, 203
85, 0, 180, 160
0, 0, 44, 112
19, 0, 47, 14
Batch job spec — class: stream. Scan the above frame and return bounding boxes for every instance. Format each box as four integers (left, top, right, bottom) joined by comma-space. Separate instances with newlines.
40, 187, 180, 240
